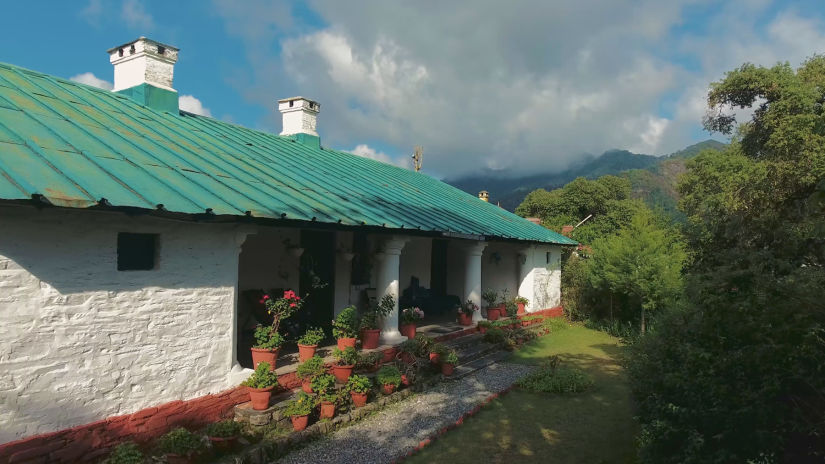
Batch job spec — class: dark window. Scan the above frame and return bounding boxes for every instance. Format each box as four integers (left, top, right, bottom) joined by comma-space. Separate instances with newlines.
117, 233, 158, 271
157, 45, 165, 55
546, 251, 551, 264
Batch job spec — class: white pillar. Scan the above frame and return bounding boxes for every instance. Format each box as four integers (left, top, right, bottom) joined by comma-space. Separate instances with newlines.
463, 241, 488, 322
334, 251, 355, 317
375, 237, 408, 345
518, 246, 534, 312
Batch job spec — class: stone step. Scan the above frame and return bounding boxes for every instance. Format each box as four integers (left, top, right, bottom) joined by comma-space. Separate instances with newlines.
450, 351, 513, 380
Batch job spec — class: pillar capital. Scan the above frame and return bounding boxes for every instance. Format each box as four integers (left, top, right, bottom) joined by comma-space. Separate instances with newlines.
458, 240, 487, 257
376, 236, 408, 258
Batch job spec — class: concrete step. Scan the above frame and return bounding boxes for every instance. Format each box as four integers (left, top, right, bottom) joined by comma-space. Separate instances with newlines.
450, 351, 513, 380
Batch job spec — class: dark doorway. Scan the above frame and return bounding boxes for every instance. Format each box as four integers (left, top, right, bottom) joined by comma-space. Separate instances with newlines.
431, 239, 448, 295
297, 230, 336, 338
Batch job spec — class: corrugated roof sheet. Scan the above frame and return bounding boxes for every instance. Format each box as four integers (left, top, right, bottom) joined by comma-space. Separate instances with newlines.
0, 62, 576, 245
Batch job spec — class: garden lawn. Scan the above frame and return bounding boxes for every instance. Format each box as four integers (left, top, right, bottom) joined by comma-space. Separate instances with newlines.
407, 324, 637, 464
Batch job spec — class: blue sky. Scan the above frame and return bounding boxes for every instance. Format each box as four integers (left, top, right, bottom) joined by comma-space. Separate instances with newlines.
1, 0, 824, 178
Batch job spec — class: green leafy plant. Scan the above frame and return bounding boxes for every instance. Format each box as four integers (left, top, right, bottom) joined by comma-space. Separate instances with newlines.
297, 327, 325, 346
346, 374, 372, 394
253, 324, 284, 349
332, 347, 359, 366
356, 351, 382, 370
504, 300, 518, 317
156, 427, 202, 456
483, 327, 506, 344
400, 306, 425, 325
360, 295, 396, 330
204, 420, 242, 438
515, 296, 529, 305
241, 362, 278, 389
413, 335, 434, 356
482, 288, 498, 308
477, 320, 493, 329
498, 288, 511, 305
443, 349, 459, 365
283, 391, 315, 417
375, 365, 402, 388
430, 342, 447, 356
103, 442, 144, 464
311, 373, 339, 402
295, 355, 326, 381
261, 290, 304, 333
332, 306, 359, 339
458, 299, 479, 316
516, 357, 593, 393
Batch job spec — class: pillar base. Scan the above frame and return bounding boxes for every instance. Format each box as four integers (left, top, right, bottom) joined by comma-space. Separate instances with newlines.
379, 330, 408, 345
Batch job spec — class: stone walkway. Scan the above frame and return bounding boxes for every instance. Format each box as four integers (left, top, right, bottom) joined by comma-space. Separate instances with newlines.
276, 361, 534, 464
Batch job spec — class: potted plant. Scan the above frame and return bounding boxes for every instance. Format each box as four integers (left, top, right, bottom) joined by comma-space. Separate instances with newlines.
283, 391, 315, 431
497, 288, 510, 315
332, 306, 359, 350
103, 442, 143, 464
458, 300, 478, 326
297, 327, 325, 362
399, 306, 424, 339
478, 320, 492, 334
241, 362, 278, 410
482, 288, 500, 321
331, 346, 358, 383
156, 427, 202, 464
360, 295, 395, 349
251, 324, 284, 371
356, 351, 383, 373
429, 342, 446, 365
204, 420, 242, 452
441, 350, 459, 376
346, 374, 371, 407
504, 300, 518, 318
397, 339, 418, 364
515, 296, 529, 315
296, 355, 326, 393
376, 365, 402, 394
311, 373, 338, 419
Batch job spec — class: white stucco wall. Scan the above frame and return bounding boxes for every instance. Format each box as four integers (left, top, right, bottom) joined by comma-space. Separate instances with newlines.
481, 243, 520, 306
400, 237, 431, 292
0, 206, 245, 444
519, 245, 562, 312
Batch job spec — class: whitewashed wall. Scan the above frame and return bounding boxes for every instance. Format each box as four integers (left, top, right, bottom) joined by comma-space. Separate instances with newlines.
481, 243, 520, 306
0, 206, 244, 444
400, 237, 431, 291
520, 245, 562, 312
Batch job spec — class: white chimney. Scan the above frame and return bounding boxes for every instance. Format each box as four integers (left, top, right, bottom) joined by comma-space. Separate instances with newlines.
108, 37, 179, 92
278, 97, 320, 136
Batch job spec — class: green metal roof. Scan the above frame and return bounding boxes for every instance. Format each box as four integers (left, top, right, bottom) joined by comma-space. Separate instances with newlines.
0, 62, 575, 246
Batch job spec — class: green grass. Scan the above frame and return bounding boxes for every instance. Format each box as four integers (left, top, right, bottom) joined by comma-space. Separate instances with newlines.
407, 324, 637, 464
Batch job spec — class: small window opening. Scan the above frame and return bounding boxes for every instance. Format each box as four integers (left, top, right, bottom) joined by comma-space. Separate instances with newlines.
117, 233, 159, 271
157, 45, 165, 55
118, 48, 124, 57
546, 251, 551, 264
289, 100, 294, 107
129, 44, 136, 55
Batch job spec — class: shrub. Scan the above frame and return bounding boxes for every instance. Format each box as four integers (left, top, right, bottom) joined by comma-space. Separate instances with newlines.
283, 391, 315, 417
103, 442, 143, 464
156, 427, 202, 455
204, 420, 242, 438
332, 306, 359, 339
253, 324, 284, 350
483, 328, 506, 344
332, 347, 359, 366
241, 362, 278, 389
376, 365, 402, 387
295, 356, 325, 381
346, 374, 372, 394
517, 358, 593, 393
297, 327, 325, 346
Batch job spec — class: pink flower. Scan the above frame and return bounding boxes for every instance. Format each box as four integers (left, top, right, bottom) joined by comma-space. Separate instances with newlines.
290, 303, 297, 308
263, 294, 270, 300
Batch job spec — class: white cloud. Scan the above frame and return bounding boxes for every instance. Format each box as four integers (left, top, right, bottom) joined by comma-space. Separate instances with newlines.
79, 0, 103, 25
179, 95, 212, 117
69, 72, 113, 90
349, 144, 411, 169
121, 0, 154, 30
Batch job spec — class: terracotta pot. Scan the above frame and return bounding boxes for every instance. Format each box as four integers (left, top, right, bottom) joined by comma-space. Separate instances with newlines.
479, 325, 488, 334
522, 320, 530, 327
401, 374, 411, 386
337, 337, 357, 350
429, 352, 440, 364
332, 364, 354, 383
382, 383, 396, 395
320, 400, 335, 419
165, 454, 195, 464
350, 391, 368, 407
360, 329, 380, 350
291, 414, 309, 431
250, 348, 278, 371
399, 323, 417, 339
248, 386, 274, 410
487, 308, 500, 321
381, 347, 398, 363
297, 344, 317, 363
209, 435, 238, 452
517, 303, 526, 315
301, 379, 313, 394
441, 363, 455, 376
458, 313, 473, 326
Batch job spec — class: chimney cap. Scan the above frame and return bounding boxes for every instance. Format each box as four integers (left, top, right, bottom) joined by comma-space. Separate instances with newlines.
478, 190, 490, 202
278, 96, 320, 112
107, 36, 179, 54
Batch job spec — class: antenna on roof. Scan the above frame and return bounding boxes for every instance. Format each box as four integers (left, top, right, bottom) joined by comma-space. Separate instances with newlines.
411, 145, 423, 172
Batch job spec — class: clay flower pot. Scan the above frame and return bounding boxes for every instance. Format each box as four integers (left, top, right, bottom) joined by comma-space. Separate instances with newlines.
487, 308, 500, 321
361, 329, 381, 350
248, 386, 274, 410
401, 374, 411, 386
301, 379, 313, 394
441, 363, 455, 376
381, 347, 398, 363
382, 383, 396, 395
250, 348, 278, 371
479, 325, 488, 334
458, 313, 473, 326
165, 454, 195, 464
517, 303, 526, 315
337, 337, 357, 350
208, 435, 238, 452
291, 414, 309, 432
320, 400, 336, 419
429, 352, 440, 365
297, 344, 317, 363
350, 391, 368, 407
332, 364, 354, 383
399, 323, 417, 339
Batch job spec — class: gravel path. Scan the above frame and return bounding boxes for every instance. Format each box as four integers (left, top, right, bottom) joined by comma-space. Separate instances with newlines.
276, 361, 534, 464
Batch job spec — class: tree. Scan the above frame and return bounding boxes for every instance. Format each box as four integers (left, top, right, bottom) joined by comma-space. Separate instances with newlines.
590, 209, 686, 333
